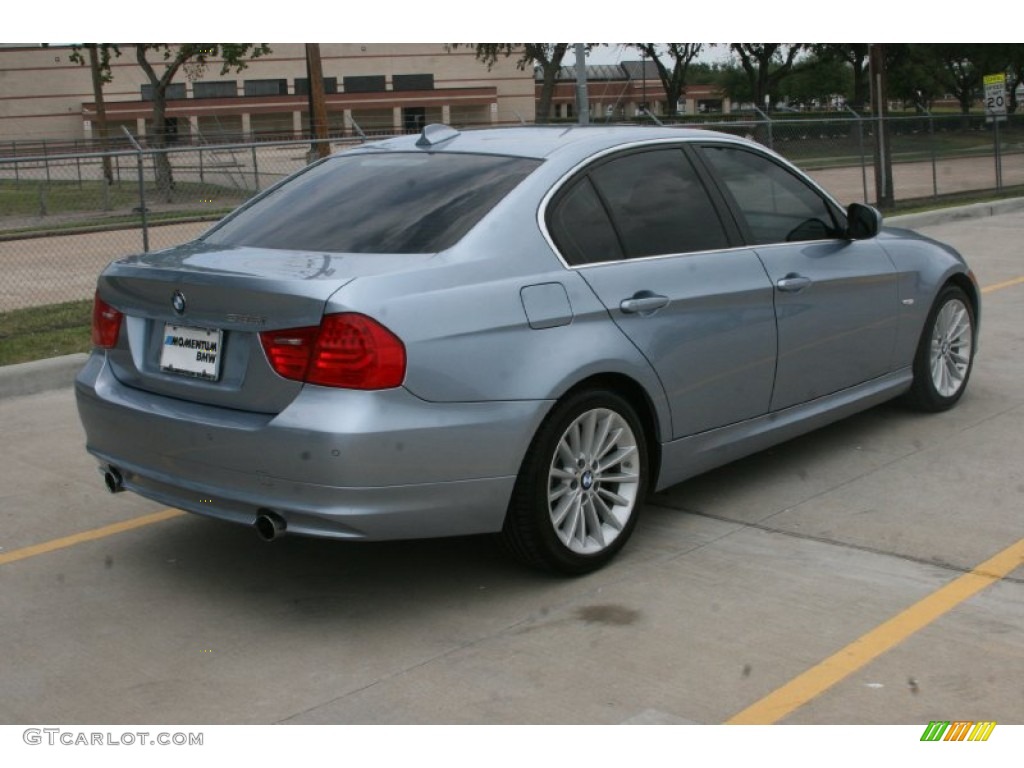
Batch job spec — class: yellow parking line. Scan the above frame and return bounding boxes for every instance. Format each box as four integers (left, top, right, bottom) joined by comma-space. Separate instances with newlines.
0, 508, 185, 566
982, 275, 1024, 294
726, 537, 1024, 725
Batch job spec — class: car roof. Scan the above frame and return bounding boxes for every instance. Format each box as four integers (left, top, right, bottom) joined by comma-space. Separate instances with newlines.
353, 124, 753, 162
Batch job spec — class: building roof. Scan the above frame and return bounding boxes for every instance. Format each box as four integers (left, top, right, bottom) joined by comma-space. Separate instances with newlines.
536, 62, 660, 83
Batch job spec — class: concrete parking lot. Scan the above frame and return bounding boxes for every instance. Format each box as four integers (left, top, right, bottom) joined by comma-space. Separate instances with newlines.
1, 208, 1022, 726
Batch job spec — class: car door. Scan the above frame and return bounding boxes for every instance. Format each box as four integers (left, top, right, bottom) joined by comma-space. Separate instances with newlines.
696, 143, 900, 412
545, 145, 777, 439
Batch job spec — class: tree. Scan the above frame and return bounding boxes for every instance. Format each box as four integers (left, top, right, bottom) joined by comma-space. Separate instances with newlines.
627, 44, 704, 116
729, 44, 808, 109
1003, 45, 1024, 114
814, 44, 870, 109
933, 44, 996, 115
85, 44, 114, 184
885, 45, 947, 112
779, 51, 852, 109
72, 43, 271, 199
455, 44, 571, 123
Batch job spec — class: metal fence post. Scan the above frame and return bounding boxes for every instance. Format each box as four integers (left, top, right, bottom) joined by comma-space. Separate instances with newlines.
845, 105, 869, 204
994, 116, 1003, 192
251, 145, 260, 192
121, 127, 150, 253
924, 109, 937, 200
752, 106, 773, 150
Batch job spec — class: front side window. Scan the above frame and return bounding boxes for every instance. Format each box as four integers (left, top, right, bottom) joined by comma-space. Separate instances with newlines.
204, 153, 541, 254
700, 145, 843, 244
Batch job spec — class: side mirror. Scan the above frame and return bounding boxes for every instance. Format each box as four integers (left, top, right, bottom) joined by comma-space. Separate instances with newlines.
846, 203, 882, 240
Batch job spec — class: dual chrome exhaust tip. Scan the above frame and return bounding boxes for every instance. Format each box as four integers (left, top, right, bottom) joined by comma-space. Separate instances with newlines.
102, 466, 288, 542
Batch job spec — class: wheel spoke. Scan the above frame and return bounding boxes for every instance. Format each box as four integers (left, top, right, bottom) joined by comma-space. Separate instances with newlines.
597, 486, 630, 507
556, 437, 576, 469
596, 444, 636, 474
562, 495, 583, 545
583, 497, 605, 547
591, 494, 623, 531
550, 467, 576, 481
591, 414, 613, 464
551, 491, 575, 528
548, 483, 572, 504
579, 410, 598, 458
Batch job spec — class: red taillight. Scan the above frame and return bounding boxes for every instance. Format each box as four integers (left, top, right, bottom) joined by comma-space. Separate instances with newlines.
92, 293, 123, 348
260, 313, 406, 390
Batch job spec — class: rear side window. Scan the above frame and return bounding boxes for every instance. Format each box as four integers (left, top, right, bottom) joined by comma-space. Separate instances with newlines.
204, 152, 541, 254
546, 147, 729, 265
548, 177, 624, 266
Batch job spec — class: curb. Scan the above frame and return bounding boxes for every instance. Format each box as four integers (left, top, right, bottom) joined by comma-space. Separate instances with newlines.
2, 197, 1023, 400
0, 353, 87, 400
887, 196, 1024, 229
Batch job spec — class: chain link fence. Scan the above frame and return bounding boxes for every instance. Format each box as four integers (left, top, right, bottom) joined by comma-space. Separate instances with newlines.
1, 114, 1022, 315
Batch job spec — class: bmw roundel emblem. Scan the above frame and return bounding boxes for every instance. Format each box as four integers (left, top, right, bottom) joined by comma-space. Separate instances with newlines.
172, 289, 186, 315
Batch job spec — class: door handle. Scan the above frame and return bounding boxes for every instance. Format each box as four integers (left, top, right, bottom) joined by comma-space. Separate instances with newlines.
620, 292, 670, 315
776, 274, 812, 293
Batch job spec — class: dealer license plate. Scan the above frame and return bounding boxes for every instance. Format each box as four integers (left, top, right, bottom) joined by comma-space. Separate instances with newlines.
160, 324, 223, 381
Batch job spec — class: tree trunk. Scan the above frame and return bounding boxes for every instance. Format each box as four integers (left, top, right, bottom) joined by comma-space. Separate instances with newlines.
537, 68, 557, 123
150, 95, 175, 201
536, 44, 569, 124
87, 45, 113, 184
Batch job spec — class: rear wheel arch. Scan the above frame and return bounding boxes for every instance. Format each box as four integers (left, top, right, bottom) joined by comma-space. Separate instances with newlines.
502, 374, 661, 574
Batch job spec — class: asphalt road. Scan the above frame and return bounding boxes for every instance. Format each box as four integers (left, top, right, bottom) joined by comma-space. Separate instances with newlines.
1, 210, 1022, 727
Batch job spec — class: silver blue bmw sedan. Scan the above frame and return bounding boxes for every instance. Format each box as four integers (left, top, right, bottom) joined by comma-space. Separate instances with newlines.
76, 124, 979, 573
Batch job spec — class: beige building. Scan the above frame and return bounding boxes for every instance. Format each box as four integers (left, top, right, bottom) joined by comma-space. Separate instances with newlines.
0, 44, 536, 145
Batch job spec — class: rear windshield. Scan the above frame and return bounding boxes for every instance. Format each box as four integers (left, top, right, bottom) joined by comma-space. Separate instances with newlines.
203, 152, 541, 254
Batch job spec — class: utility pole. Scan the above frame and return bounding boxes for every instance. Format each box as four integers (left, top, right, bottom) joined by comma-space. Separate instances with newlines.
574, 43, 590, 125
869, 44, 894, 208
305, 43, 330, 160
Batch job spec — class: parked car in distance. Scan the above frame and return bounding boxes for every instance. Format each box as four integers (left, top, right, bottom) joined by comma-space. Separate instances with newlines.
76, 124, 979, 574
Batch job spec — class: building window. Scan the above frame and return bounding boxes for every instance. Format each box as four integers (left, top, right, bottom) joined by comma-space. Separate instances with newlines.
343, 75, 386, 93
393, 73, 435, 92
140, 83, 186, 101
244, 79, 288, 97
294, 77, 338, 95
193, 81, 237, 99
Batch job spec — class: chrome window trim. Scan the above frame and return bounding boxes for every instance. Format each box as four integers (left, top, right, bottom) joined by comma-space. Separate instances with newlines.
537, 135, 849, 271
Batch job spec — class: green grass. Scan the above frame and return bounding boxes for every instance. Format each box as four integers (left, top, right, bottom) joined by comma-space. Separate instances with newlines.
0, 178, 249, 236
0, 209, 231, 239
0, 179, 142, 216
0, 299, 92, 366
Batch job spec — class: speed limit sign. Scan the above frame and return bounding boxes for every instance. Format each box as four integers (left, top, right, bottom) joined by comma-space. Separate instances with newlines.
984, 73, 1007, 117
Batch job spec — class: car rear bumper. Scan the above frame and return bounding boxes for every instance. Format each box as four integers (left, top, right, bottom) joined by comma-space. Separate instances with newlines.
75, 353, 550, 540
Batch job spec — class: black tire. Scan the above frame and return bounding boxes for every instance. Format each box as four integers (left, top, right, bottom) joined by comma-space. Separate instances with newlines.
905, 284, 976, 412
502, 389, 648, 575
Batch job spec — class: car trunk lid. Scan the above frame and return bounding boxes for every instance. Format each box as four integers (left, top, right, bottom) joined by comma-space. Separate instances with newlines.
97, 242, 432, 413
